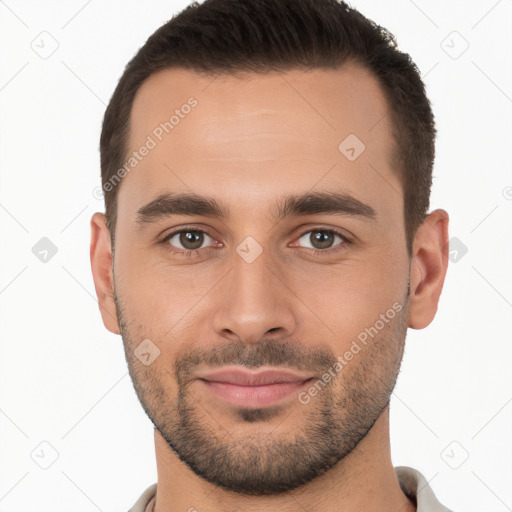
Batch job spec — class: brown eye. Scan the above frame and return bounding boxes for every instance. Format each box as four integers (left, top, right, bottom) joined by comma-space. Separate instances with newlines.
297, 229, 346, 251
165, 230, 213, 251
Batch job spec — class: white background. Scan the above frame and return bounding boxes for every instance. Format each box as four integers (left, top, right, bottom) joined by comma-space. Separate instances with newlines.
0, 0, 511, 511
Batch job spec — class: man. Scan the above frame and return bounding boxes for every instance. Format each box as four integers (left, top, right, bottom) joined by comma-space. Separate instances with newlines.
90, 0, 452, 510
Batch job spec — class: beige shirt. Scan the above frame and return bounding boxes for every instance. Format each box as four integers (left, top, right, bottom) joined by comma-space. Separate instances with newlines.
127, 466, 453, 511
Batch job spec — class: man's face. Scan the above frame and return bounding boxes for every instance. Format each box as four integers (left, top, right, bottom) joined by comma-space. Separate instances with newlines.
112, 64, 412, 494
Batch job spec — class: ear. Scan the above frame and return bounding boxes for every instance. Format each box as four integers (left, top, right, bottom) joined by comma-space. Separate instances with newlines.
90, 212, 120, 334
408, 209, 450, 329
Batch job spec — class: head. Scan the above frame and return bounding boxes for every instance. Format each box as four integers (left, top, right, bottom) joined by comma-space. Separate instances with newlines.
91, 0, 449, 496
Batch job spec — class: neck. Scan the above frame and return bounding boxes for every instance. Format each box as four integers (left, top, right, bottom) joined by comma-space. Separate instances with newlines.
151, 406, 415, 512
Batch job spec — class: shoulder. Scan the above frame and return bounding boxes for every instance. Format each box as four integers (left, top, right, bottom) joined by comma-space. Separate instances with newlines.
127, 483, 157, 512
395, 466, 454, 512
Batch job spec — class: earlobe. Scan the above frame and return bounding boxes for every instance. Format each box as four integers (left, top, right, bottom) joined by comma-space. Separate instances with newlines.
90, 212, 120, 335
407, 209, 450, 330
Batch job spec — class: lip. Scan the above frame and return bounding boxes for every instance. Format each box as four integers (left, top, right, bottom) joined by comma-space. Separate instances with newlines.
195, 367, 315, 408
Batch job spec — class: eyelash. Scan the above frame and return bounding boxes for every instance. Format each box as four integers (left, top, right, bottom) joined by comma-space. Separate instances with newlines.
159, 225, 352, 258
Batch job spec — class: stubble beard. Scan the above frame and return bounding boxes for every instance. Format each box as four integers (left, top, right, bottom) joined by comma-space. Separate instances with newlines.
115, 290, 410, 496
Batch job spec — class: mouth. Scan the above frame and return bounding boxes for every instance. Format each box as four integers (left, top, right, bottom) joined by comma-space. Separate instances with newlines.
195, 367, 315, 408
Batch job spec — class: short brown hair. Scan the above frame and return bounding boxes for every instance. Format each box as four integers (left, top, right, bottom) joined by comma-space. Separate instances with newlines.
100, 0, 435, 257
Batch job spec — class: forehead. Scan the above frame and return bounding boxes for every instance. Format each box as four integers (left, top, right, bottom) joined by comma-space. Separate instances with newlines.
119, 64, 401, 226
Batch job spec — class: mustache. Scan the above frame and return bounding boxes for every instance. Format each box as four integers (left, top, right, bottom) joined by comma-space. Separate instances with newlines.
173, 339, 337, 381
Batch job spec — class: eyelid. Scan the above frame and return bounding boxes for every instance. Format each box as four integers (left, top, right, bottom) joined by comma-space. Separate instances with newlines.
160, 226, 219, 250
293, 224, 353, 243
291, 227, 352, 253
159, 225, 353, 256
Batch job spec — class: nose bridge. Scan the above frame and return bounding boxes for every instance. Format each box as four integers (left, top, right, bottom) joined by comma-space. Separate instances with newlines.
211, 243, 297, 343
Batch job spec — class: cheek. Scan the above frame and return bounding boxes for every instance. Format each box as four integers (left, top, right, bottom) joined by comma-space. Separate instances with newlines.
115, 257, 220, 361
287, 255, 406, 347
117, 242, 214, 316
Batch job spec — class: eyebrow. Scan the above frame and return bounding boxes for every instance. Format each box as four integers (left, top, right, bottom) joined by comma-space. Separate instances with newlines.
135, 191, 377, 226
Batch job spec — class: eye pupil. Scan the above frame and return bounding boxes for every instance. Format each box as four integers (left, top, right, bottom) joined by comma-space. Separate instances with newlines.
180, 231, 203, 250
311, 230, 334, 249
169, 229, 342, 254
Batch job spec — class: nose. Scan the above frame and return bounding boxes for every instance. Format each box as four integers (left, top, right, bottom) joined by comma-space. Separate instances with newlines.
211, 247, 298, 344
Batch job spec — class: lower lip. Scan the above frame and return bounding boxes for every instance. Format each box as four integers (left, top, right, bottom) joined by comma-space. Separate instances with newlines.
200, 379, 312, 408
